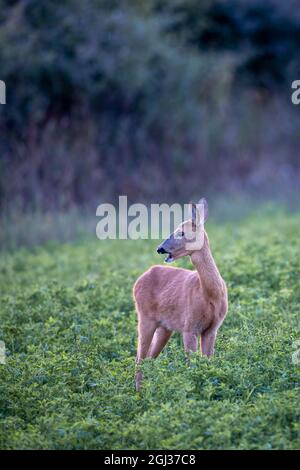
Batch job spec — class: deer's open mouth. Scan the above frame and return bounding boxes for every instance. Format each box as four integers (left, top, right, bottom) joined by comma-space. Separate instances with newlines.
165, 253, 174, 263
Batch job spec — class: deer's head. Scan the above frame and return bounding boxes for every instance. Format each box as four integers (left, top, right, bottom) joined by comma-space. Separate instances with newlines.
157, 198, 209, 263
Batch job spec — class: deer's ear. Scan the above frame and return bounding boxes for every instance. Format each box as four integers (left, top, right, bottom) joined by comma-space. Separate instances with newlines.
198, 198, 209, 223
190, 198, 208, 226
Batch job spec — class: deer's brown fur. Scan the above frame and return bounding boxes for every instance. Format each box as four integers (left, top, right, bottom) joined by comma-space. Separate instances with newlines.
133, 199, 228, 390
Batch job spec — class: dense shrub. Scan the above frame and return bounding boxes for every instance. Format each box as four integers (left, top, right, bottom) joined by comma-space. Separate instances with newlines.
0, 0, 299, 211
164, 0, 300, 90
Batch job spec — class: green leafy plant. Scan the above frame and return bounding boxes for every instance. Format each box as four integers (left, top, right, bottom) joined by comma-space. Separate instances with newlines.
0, 209, 299, 449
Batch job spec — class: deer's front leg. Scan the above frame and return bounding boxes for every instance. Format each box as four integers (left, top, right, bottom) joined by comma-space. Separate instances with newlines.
183, 331, 197, 354
201, 328, 217, 357
135, 318, 157, 391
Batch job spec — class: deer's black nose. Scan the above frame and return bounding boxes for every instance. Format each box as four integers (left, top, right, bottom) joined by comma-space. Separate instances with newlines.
157, 246, 167, 254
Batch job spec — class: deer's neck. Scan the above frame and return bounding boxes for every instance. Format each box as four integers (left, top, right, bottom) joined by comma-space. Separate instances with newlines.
190, 232, 224, 298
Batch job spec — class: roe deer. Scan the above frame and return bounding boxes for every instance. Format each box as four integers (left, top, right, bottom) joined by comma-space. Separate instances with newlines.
133, 198, 228, 391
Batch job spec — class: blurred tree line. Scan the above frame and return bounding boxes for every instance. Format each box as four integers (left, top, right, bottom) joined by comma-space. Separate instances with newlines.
0, 0, 299, 211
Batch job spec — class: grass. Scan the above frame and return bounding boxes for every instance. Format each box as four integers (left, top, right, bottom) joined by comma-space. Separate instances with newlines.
0, 209, 299, 449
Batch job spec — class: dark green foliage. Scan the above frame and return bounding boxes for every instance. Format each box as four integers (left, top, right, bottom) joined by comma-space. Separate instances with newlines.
0, 0, 214, 210
0, 210, 299, 449
0, 0, 299, 211
0, 0, 204, 130
159, 0, 300, 90
2, 0, 298, 126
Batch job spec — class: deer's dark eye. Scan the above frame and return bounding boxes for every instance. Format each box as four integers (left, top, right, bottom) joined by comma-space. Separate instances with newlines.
175, 230, 185, 239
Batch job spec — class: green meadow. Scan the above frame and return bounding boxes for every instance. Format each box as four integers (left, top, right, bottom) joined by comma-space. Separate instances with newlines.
0, 209, 299, 449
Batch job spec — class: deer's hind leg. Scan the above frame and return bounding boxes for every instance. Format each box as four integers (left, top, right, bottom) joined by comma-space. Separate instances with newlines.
147, 326, 172, 358
135, 316, 157, 391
